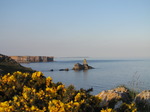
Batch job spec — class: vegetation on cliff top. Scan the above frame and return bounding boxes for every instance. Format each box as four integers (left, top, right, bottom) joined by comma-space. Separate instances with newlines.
0, 54, 34, 75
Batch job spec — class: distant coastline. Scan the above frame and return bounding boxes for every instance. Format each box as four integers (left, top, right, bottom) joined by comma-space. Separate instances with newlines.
10, 56, 54, 63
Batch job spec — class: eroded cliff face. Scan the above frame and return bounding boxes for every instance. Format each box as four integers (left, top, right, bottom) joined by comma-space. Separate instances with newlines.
10, 56, 54, 63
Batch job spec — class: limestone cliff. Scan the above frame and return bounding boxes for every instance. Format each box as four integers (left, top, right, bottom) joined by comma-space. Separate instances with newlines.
10, 56, 54, 63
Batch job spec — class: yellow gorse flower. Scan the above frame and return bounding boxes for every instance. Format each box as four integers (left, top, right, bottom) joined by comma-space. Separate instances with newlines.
32, 71, 43, 79
74, 93, 81, 101
0, 101, 14, 112
101, 108, 116, 112
48, 100, 65, 112
46, 76, 52, 86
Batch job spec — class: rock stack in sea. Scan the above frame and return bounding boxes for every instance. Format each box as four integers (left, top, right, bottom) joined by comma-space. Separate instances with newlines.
72, 59, 94, 70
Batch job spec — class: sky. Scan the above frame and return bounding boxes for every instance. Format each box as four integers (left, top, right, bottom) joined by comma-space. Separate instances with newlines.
0, 0, 150, 59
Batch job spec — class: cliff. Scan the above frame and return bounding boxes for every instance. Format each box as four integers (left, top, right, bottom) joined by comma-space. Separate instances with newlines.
10, 56, 54, 63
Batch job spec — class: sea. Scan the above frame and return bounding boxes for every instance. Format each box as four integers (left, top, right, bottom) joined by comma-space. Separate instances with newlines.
21, 58, 150, 95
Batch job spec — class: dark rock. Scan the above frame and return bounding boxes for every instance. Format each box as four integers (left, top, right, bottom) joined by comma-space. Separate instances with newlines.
72, 63, 84, 70
59, 68, 69, 71
88, 66, 94, 69
134, 90, 150, 110
50, 69, 54, 71
59, 69, 64, 71
65, 68, 69, 71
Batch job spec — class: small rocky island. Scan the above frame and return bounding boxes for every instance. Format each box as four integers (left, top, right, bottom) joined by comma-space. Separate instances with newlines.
51, 59, 94, 72
72, 59, 94, 70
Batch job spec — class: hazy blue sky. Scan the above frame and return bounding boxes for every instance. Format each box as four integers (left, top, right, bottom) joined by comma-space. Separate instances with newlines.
0, 0, 150, 59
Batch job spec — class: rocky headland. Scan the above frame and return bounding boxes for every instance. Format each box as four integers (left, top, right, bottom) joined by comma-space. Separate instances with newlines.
0, 54, 35, 75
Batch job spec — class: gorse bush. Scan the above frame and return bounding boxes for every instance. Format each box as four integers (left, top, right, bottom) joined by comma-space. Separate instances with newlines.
0, 71, 139, 112
0, 71, 102, 112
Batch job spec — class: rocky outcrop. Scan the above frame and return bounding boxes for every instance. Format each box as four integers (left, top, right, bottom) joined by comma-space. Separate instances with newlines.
59, 68, 69, 71
72, 59, 94, 70
134, 90, 150, 110
73, 63, 85, 70
96, 87, 150, 111
0, 54, 34, 75
96, 86, 131, 108
10, 56, 54, 63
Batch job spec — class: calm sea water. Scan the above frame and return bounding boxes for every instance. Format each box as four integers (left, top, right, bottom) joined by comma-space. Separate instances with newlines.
21, 58, 150, 95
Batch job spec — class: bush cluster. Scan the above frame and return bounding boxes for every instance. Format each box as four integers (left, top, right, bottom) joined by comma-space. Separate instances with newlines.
0, 71, 138, 112
0, 71, 103, 112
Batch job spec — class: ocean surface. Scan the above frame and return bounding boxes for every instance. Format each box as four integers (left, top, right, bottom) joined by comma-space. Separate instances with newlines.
21, 58, 150, 95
